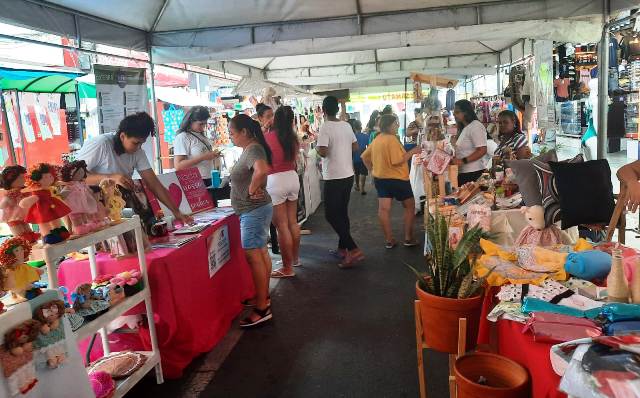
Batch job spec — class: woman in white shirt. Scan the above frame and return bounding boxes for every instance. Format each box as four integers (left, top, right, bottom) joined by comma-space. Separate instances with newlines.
450, 100, 488, 185
173, 106, 221, 186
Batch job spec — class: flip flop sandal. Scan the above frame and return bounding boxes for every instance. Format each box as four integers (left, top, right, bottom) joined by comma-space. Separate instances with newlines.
275, 260, 303, 267
240, 306, 272, 328
270, 269, 295, 278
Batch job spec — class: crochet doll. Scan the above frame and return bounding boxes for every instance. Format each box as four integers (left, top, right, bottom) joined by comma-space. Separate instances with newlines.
0, 319, 40, 396
99, 179, 125, 222
60, 160, 99, 235
0, 237, 42, 305
19, 163, 71, 244
33, 299, 67, 368
89, 185, 111, 228
0, 166, 39, 243
71, 283, 109, 321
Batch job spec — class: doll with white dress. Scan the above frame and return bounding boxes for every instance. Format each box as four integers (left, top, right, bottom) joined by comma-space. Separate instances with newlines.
0, 166, 39, 243
60, 160, 99, 235
19, 163, 71, 244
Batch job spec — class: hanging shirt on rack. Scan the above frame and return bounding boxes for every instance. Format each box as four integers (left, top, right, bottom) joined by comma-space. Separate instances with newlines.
446, 89, 456, 111
554, 78, 571, 100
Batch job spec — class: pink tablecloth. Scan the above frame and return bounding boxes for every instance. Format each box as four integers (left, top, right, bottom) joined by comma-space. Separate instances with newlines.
58, 215, 255, 378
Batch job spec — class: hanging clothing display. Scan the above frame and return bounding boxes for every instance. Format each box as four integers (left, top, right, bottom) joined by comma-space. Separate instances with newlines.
554, 78, 571, 101
445, 89, 455, 111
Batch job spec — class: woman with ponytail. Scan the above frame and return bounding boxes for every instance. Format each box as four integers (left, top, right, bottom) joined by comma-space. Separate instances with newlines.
229, 114, 274, 328
265, 106, 301, 278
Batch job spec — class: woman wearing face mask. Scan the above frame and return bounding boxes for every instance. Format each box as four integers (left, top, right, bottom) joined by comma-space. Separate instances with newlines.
229, 114, 274, 328
173, 106, 222, 186
495, 110, 532, 160
450, 100, 488, 186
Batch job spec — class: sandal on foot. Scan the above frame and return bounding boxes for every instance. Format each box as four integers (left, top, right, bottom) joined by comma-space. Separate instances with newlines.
385, 240, 397, 249
338, 250, 365, 269
329, 249, 346, 259
240, 306, 272, 328
270, 268, 295, 278
275, 260, 303, 267
403, 240, 419, 247
242, 296, 271, 307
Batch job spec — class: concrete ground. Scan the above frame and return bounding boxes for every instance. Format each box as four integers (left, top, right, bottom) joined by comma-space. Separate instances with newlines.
127, 183, 448, 398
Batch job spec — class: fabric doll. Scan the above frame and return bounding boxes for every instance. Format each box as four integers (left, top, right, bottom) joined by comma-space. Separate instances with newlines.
0, 166, 39, 243
57, 286, 84, 331
0, 237, 42, 305
89, 185, 111, 228
60, 160, 99, 235
19, 163, 71, 244
71, 283, 109, 321
0, 319, 41, 396
99, 179, 125, 222
515, 206, 562, 247
33, 299, 67, 369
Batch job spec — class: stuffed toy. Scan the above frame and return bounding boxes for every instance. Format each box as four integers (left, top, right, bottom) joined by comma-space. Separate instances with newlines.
515, 205, 563, 247
0, 166, 39, 242
0, 319, 40, 396
71, 283, 109, 321
33, 299, 67, 368
0, 237, 43, 305
60, 160, 100, 235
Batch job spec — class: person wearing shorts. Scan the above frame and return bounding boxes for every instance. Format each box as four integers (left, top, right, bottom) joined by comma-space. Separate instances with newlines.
229, 114, 274, 328
361, 114, 421, 249
265, 106, 301, 278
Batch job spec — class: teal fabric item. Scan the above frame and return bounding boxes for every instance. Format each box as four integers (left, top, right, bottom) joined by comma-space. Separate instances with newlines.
600, 303, 640, 322
521, 297, 586, 318
581, 117, 597, 145
35, 325, 65, 349
564, 250, 612, 280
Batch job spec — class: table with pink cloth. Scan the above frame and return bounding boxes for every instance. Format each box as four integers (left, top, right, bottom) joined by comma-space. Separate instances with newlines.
57, 214, 255, 378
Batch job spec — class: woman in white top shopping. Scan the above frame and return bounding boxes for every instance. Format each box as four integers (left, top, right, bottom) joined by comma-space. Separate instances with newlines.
450, 99, 488, 186
173, 106, 222, 186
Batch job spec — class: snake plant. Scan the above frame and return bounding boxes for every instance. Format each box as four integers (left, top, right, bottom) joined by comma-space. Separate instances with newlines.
407, 209, 487, 299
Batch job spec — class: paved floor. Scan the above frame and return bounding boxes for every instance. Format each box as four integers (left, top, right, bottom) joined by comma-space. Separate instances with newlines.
128, 182, 449, 398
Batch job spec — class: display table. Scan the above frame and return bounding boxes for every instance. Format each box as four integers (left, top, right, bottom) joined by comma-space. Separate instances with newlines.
57, 214, 255, 378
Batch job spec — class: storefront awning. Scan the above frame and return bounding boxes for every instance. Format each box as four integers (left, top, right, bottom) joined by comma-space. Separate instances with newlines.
0, 67, 86, 93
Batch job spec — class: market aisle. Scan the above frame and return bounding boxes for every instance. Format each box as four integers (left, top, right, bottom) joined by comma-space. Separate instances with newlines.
129, 181, 450, 398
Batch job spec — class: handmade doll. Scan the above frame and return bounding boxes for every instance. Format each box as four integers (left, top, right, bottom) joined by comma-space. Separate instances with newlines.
19, 163, 71, 244
71, 283, 109, 321
60, 160, 99, 235
0, 237, 42, 305
0, 166, 39, 243
57, 286, 84, 331
33, 299, 66, 368
0, 319, 40, 396
515, 206, 563, 247
99, 179, 125, 222
89, 185, 111, 228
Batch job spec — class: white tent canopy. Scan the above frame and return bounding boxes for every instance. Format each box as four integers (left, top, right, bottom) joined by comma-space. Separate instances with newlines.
0, 0, 637, 91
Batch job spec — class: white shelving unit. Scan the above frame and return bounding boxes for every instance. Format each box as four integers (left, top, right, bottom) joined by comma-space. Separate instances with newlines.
43, 215, 163, 397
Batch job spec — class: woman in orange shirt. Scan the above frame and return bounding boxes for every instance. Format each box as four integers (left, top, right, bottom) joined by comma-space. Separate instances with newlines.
361, 115, 421, 249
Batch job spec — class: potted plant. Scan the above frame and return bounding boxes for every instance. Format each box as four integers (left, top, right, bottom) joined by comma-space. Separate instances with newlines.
407, 210, 488, 354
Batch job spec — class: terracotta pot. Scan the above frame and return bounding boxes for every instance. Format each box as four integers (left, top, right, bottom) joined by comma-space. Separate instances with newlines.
415, 282, 483, 354
454, 352, 530, 398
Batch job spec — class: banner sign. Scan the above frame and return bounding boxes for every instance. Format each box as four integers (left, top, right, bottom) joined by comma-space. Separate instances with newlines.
142, 167, 214, 216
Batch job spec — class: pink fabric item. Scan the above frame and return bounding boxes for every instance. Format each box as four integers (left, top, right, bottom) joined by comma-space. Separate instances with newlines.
515, 225, 563, 246
89, 371, 115, 398
58, 215, 255, 378
265, 129, 298, 174
63, 181, 98, 214
0, 190, 28, 223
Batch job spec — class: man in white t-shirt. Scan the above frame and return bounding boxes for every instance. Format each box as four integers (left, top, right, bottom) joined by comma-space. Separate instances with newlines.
77, 112, 192, 225
317, 96, 364, 268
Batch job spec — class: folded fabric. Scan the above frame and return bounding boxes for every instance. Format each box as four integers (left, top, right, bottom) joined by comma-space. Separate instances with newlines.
522, 297, 587, 318
498, 280, 603, 311
565, 250, 612, 280
523, 312, 602, 344
605, 321, 640, 336
486, 301, 527, 323
516, 245, 568, 273
600, 303, 640, 323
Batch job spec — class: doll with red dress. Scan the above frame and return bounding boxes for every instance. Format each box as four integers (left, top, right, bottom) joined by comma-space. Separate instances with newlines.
19, 163, 71, 244
60, 160, 99, 236
0, 166, 39, 243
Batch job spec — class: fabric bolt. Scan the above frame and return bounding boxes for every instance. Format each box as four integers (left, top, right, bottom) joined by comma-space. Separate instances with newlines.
605, 321, 640, 335
324, 176, 357, 251
239, 203, 273, 249
62, 181, 98, 215
58, 215, 254, 378
76, 133, 151, 177
317, 120, 357, 180
266, 170, 299, 206
230, 143, 272, 215
361, 133, 409, 180
173, 131, 214, 179
454, 120, 487, 173
265, 129, 298, 175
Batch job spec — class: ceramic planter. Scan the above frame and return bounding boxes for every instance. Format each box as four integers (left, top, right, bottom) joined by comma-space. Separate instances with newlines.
454, 352, 530, 398
415, 282, 483, 354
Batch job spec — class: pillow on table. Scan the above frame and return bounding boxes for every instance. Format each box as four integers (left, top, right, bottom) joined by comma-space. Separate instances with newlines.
549, 159, 615, 229
506, 150, 558, 206
532, 153, 584, 227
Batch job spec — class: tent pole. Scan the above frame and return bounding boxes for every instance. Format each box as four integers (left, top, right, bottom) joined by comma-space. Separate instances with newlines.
404, 77, 408, 145
148, 41, 163, 173
0, 93, 18, 165
596, 0, 610, 160
13, 91, 28, 167
74, 81, 84, 146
